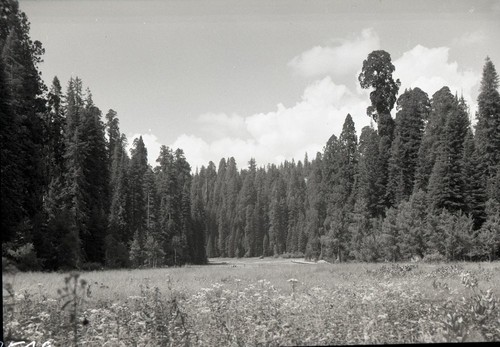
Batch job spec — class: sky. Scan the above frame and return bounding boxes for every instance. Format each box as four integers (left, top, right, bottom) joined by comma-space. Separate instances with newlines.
20, 0, 500, 171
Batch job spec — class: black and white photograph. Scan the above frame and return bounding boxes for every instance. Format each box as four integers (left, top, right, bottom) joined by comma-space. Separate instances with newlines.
1, 0, 500, 345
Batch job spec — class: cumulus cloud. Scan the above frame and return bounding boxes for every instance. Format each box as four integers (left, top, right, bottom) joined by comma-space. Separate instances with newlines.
288, 28, 380, 78
171, 77, 371, 170
169, 38, 480, 171
393, 45, 480, 113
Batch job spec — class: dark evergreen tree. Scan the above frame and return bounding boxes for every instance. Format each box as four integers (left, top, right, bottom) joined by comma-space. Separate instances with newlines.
79, 90, 110, 264
268, 174, 288, 255
462, 129, 487, 229
354, 126, 381, 217
387, 88, 430, 205
1, 0, 47, 259
304, 153, 325, 260
105, 109, 120, 163
415, 87, 455, 191
476, 199, 500, 261
215, 158, 228, 256
322, 114, 358, 261
396, 190, 428, 260
204, 161, 219, 257
128, 136, 148, 264
475, 57, 500, 200
44, 76, 66, 180
238, 158, 257, 256
427, 91, 469, 212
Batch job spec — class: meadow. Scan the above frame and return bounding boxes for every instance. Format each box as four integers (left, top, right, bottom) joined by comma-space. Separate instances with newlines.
3, 258, 500, 346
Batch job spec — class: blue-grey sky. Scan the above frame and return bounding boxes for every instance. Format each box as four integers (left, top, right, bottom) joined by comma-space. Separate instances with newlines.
20, 0, 500, 170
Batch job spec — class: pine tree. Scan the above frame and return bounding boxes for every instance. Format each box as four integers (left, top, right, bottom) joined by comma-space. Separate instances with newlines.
387, 88, 430, 205
304, 153, 325, 260
462, 129, 487, 228
254, 168, 269, 256
223, 157, 240, 257
238, 158, 257, 256
396, 190, 428, 260
415, 87, 455, 191
0, 51, 24, 243
322, 114, 358, 261
1, 2, 47, 257
354, 126, 381, 217
214, 159, 227, 256
44, 76, 66, 180
79, 90, 109, 263
269, 174, 287, 255
105, 109, 120, 163
475, 57, 500, 200
427, 91, 469, 212
128, 136, 148, 248
61, 78, 88, 266
286, 167, 306, 255
348, 198, 372, 261
204, 161, 219, 257
476, 199, 500, 261
380, 207, 400, 262
108, 134, 131, 245
190, 168, 208, 263
155, 145, 177, 263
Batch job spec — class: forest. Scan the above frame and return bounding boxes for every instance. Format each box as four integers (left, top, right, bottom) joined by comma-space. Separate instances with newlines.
1, 0, 499, 272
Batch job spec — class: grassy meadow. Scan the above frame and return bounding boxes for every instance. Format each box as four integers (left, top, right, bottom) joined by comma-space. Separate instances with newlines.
3, 258, 500, 346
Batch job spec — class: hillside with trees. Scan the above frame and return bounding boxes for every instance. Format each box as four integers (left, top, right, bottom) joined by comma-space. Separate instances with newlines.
1, 1, 499, 271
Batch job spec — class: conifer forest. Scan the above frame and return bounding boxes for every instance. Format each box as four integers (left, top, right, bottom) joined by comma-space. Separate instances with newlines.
2, 0, 500, 274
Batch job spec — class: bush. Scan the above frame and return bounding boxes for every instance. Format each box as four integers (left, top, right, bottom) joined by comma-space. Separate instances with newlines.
2, 256, 18, 273
6, 243, 42, 271
423, 252, 447, 263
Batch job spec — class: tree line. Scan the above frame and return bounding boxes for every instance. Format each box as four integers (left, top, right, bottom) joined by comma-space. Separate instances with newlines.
1, 1, 205, 270
1, 1, 499, 271
191, 51, 500, 263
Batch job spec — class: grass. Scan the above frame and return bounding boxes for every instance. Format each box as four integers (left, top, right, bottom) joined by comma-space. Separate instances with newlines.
3, 258, 500, 346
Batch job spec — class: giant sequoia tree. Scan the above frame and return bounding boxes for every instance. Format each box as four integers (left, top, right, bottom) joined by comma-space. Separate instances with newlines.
359, 50, 400, 213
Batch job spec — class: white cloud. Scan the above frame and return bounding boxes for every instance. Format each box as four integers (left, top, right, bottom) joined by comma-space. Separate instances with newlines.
288, 28, 380, 78
128, 132, 163, 166
171, 40, 481, 171
171, 77, 371, 170
393, 45, 479, 114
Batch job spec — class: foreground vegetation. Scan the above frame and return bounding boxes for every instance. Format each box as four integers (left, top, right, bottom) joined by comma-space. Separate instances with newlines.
3, 259, 500, 346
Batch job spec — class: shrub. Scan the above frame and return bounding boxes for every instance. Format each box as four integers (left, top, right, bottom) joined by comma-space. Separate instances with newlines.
6, 243, 42, 271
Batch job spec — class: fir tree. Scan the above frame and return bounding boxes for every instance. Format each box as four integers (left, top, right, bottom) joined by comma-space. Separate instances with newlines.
387, 88, 430, 205
475, 57, 500, 200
